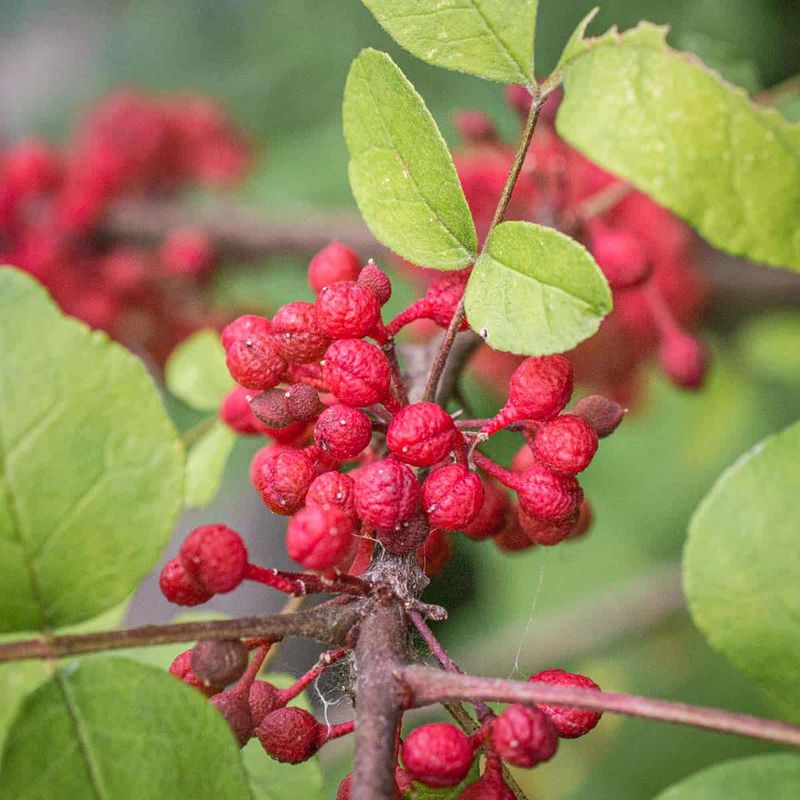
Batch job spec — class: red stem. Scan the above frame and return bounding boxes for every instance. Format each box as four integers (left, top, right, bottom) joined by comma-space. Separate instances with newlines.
235, 642, 272, 697
472, 451, 520, 490
278, 646, 350, 705
244, 564, 369, 596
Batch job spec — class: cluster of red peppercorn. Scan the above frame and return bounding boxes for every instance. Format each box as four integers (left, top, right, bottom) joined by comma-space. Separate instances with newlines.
0, 89, 250, 362
453, 85, 708, 402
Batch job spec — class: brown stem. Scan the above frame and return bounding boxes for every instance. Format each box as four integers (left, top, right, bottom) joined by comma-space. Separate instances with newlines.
352, 599, 410, 800
422, 90, 544, 403
0, 605, 360, 663
401, 665, 800, 749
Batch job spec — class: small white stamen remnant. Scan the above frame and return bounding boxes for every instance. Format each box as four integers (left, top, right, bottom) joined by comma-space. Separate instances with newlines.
480, 328, 489, 340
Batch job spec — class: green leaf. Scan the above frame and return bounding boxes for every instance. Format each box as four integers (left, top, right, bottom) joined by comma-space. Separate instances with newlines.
684, 420, 800, 708
553, 7, 599, 75
0, 658, 253, 800
738, 312, 800, 386
556, 23, 800, 271
0, 268, 184, 632
653, 753, 800, 799
343, 49, 477, 269
464, 221, 611, 355
361, 0, 537, 86
185, 420, 236, 508
165, 328, 233, 412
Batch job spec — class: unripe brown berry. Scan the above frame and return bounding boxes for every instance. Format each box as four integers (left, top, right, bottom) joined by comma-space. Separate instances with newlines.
354, 458, 420, 532
402, 722, 474, 788
211, 691, 254, 747
386, 402, 456, 467
490, 705, 558, 768
248, 388, 293, 428
179, 524, 248, 594
283, 383, 324, 421
168, 650, 217, 696
257, 706, 320, 764
314, 404, 373, 460
528, 669, 603, 738
570, 394, 625, 438
271, 301, 330, 363
423, 464, 484, 531
191, 639, 249, 689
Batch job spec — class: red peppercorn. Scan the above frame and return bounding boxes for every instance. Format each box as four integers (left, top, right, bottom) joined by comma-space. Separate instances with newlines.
286, 503, 354, 570
159, 557, 212, 606
418, 529, 453, 576
179, 524, 248, 594
308, 241, 362, 293
516, 463, 583, 522
257, 706, 321, 764
211, 691, 254, 747
221, 314, 272, 351
402, 723, 475, 788
271, 301, 331, 364
533, 414, 598, 475
220, 386, 263, 435
323, 339, 392, 407
494, 512, 536, 553
305, 471, 357, 522
248, 680, 283, 727
377, 510, 429, 555
518, 505, 578, 546
589, 224, 651, 289
528, 669, 603, 738
315, 281, 383, 340
659, 331, 706, 389
225, 333, 286, 391
314, 404, 373, 461
423, 464, 484, 531
386, 402, 456, 467
462, 479, 509, 540
490, 705, 558, 768
354, 458, 421, 532
566, 499, 594, 540
160, 226, 213, 278
458, 772, 516, 800
249, 443, 293, 491
254, 447, 316, 515
356, 260, 392, 305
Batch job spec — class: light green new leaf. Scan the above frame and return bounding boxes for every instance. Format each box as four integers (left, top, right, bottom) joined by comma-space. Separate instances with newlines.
165, 328, 233, 411
344, 49, 477, 269
185, 420, 236, 508
464, 221, 611, 355
553, 7, 599, 75
361, 0, 537, 86
556, 24, 800, 271
0, 658, 253, 800
684, 420, 800, 708
653, 754, 800, 800
0, 268, 183, 632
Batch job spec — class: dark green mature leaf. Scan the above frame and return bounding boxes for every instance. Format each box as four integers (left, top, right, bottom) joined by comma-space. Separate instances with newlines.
0, 268, 183, 632
653, 754, 800, 799
185, 420, 236, 508
361, 0, 537, 86
684, 420, 800, 707
464, 221, 611, 355
165, 328, 233, 411
0, 658, 253, 800
556, 24, 800, 271
343, 49, 477, 269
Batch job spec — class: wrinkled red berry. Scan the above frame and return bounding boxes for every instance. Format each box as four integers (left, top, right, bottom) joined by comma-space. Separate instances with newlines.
423, 464, 484, 531
357, 260, 392, 305
494, 512, 536, 553
248, 680, 283, 727
509, 355, 574, 421
314, 404, 373, 460
516, 463, 583, 522
226, 333, 286, 390
308, 241, 361, 293
528, 669, 603, 738
386, 402, 456, 467
255, 447, 316, 515
271, 301, 330, 363
354, 458, 420, 532
179, 524, 248, 594
518, 505, 578, 546
490, 705, 558, 768
191, 639, 249, 689
418, 529, 452, 576
221, 315, 272, 351
257, 706, 320, 763
159, 557, 212, 606
567, 499, 593, 540
211, 691, 254, 747
462, 479, 509, 540
249, 443, 292, 491
286, 503, 354, 570
659, 331, 706, 389
323, 339, 391, 407
220, 386, 263, 435
402, 723, 474, 788
305, 471, 357, 522
378, 510, 429, 555
533, 414, 598, 475
315, 281, 382, 339
458, 771, 516, 800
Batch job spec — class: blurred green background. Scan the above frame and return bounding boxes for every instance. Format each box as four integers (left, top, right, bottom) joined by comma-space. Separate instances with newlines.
3, 1, 800, 797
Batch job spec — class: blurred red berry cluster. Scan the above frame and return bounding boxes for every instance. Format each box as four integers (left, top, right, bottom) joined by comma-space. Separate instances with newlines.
0, 90, 250, 362
457, 86, 708, 402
